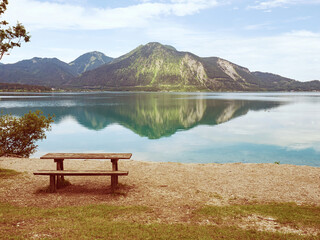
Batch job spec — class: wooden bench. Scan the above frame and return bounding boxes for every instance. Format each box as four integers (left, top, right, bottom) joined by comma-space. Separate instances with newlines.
34, 170, 128, 193
34, 153, 132, 193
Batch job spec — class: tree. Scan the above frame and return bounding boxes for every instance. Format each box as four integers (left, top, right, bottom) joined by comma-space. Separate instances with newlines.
0, 0, 30, 60
0, 111, 54, 157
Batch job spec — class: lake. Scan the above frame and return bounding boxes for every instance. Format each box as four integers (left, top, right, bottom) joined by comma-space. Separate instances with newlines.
1, 92, 320, 166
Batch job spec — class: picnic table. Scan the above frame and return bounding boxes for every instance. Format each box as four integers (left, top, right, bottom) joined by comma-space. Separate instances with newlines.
34, 153, 132, 193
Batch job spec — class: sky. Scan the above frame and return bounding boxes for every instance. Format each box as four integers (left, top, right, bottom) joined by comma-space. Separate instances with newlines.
1, 0, 320, 81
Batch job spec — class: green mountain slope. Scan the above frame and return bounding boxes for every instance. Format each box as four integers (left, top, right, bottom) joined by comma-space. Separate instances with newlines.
69, 42, 320, 91
69, 51, 113, 75
69, 43, 209, 90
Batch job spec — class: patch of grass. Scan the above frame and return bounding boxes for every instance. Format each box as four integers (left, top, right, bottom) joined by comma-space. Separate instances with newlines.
243, 203, 320, 229
197, 202, 320, 230
0, 202, 317, 239
197, 204, 247, 224
0, 168, 21, 178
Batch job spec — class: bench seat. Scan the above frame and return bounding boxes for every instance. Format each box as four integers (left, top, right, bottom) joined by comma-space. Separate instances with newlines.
33, 170, 129, 192
34, 170, 129, 176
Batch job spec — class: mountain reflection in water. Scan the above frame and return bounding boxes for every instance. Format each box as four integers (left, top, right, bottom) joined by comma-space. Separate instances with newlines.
0, 92, 283, 139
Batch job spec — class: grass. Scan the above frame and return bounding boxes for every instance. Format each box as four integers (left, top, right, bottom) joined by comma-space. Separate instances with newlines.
0, 168, 21, 178
197, 202, 320, 230
1, 202, 319, 239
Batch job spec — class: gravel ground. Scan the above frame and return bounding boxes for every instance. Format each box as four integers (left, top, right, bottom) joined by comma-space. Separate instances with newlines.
1, 157, 320, 225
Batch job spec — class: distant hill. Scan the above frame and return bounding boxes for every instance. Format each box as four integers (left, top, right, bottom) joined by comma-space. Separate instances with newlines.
0, 57, 77, 87
252, 72, 320, 91
0, 52, 113, 87
69, 51, 113, 75
0, 42, 319, 91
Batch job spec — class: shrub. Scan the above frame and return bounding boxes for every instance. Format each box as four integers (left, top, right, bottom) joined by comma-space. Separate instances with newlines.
0, 110, 54, 157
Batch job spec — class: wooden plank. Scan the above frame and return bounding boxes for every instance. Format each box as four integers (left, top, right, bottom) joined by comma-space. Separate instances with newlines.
34, 170, 129, 176
40, 153, 132, 160
38, 170, 124, 172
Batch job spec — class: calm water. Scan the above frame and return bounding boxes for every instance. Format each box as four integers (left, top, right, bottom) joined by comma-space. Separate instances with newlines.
1, 92, 320, 166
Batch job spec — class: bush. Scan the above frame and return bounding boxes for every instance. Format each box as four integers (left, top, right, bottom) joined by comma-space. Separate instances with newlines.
0, 110, 54, 157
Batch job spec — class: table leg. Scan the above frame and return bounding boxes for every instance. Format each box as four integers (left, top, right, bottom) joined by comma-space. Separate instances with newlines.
54, 159, 64, 188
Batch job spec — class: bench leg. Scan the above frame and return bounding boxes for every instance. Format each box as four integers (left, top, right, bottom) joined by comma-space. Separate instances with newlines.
111, 159, 119, 186
115, 176, 118, 186
49, 175, 57, 193
111, 176, 117, 193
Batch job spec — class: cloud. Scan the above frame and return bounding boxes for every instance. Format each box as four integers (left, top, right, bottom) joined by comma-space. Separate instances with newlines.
244, 23, 271, 30
3, 0, 219, 30
249, 0, 320, 9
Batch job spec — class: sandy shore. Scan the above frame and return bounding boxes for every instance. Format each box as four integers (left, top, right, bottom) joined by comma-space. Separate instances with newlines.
1, 157, 320, 223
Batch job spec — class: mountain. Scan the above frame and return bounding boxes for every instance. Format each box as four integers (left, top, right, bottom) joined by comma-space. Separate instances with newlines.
0, 57, 77, 87
69, 42, 258, 91
69, 42, 320, 91
0, 42, 319, 91
69, 51, 113, 75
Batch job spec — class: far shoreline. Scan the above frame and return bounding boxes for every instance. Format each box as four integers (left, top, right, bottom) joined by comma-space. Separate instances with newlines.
1, 89, 320, 93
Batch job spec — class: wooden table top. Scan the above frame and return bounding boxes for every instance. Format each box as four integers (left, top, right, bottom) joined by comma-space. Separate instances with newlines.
40, 153, 132, 160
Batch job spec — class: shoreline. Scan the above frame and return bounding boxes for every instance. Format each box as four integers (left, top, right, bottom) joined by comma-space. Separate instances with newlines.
1, 157, 319, 209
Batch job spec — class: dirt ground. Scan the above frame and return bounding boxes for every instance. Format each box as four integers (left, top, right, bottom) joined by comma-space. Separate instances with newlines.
1, 157, 320, 232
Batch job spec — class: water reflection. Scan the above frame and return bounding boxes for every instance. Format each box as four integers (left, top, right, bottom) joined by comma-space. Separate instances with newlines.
0, 92, 283, 139
2, 92, 320, 166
